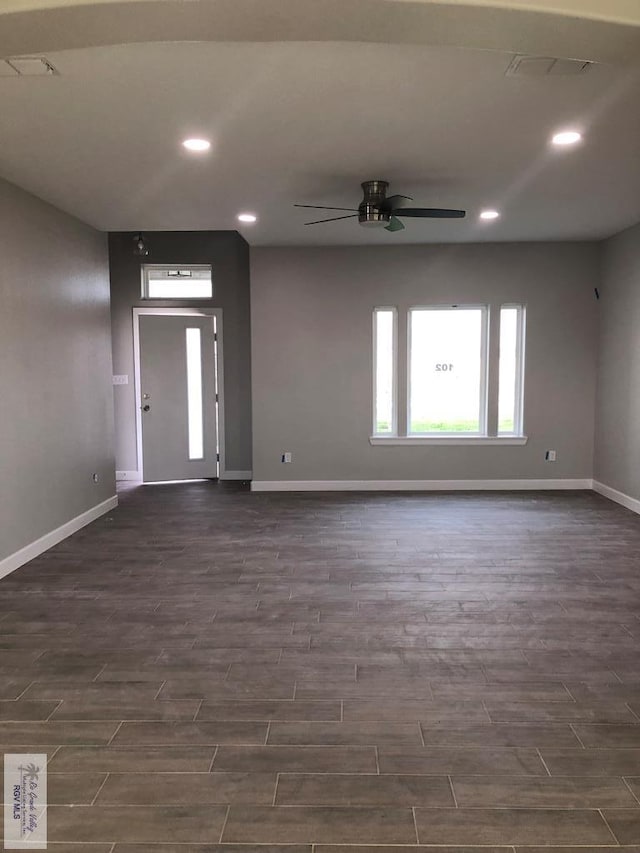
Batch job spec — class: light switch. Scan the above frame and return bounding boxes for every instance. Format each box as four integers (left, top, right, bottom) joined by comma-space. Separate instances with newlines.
112, 375, 129, 385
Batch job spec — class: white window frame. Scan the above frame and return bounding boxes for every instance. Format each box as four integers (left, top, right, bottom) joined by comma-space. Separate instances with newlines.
371, 303, 527, 446
407, 304, 488, 438
141, 264, 213, 300
498, 303, 526, 437
372, 306, 398, 437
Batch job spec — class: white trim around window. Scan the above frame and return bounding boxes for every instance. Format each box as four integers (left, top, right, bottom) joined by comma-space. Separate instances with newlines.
369, 435, 528, 446
407, 303, 489, 437
498, 303, 526, 437
372, 306, 397, 437
372, 302, 527, 444
141, 264, 213, 300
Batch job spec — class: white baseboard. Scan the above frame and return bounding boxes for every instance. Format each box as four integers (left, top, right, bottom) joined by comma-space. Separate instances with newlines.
0, 495, 118, 581
0, 482, 632, 582
593, 480, 640, 516
220, 470, 252, 481
116, 470, 141, 481
251, 478, 593, 492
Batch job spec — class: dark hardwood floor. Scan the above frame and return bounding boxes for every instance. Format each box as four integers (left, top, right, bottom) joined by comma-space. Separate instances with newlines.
2, 482, 640, 851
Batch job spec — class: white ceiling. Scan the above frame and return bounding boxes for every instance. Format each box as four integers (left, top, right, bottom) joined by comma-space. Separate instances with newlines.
0, 37, 639, 244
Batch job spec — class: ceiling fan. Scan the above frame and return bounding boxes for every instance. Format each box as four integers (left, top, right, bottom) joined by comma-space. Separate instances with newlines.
294, 180, 466, 232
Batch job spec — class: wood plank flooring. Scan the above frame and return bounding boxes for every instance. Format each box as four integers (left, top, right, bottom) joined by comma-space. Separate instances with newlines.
1, 482, 640, 851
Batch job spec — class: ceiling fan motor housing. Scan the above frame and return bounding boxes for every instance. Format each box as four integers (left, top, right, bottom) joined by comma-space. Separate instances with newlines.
358, 180, 391, 227
294, 180, 463, 228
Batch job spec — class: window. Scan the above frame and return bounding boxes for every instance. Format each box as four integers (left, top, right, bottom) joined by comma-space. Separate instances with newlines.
498, 305, 526, 435
409, 307, 487, 434
372, 303, 526, 443
185, 327, 204, 460
142, 265, 212, 299
373, 308, 396, 435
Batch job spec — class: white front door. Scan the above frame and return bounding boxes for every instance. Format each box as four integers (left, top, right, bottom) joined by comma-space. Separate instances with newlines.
138, 314, 218, 482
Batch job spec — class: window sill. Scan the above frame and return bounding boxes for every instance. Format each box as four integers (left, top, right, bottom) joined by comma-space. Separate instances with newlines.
369, 435, 528, 446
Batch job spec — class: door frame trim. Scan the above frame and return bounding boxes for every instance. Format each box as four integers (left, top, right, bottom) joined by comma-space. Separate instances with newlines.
132, 307, 225, 482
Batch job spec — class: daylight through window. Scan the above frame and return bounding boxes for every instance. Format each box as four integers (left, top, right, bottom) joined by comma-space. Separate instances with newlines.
142, 265, 213, 299
498, 305, 526, 435
373, 308, 396, 435
409, 307, 486, 434
373, 303, 526, 440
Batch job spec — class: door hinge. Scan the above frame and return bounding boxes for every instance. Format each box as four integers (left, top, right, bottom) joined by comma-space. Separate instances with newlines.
214, 332, 218, 341
215, 393, 219, 403
216, 453, 220, 462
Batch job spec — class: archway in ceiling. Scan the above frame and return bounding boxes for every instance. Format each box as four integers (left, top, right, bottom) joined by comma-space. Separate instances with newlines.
0, 0, 639, 65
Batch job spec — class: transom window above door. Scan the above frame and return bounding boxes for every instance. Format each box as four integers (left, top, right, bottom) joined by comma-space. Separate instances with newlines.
141, 265, 213, 300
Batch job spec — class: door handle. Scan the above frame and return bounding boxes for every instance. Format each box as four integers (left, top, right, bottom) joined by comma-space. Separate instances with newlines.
142, 404, 150, 412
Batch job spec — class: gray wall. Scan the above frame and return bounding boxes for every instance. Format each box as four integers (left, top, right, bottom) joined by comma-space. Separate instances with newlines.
0, 178, 114, 562
594, 221, 640, 500
251, 243, 599, 483
109, 231, 252, 474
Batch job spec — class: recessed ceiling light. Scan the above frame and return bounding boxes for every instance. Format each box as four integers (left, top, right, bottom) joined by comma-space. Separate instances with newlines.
480, 210, 500, 220
182, 138, 211, 152
552, 130, 582, 146
237, 213, 257, 224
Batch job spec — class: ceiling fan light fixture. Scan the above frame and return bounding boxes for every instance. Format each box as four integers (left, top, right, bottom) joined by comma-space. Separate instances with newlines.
359, 216, 389, 228
358, 201, 390, 228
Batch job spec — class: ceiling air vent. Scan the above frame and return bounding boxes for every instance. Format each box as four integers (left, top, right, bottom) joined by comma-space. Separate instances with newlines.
506, 55, 593, 77
2, 57, 58, 76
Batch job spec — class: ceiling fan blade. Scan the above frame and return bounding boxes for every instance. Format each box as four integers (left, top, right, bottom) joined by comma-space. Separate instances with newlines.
295, 204, 358, 212
394, 208, 466, 219
380, 194, 413, 211
385, 216, 405, 233
303, 214, 359, 225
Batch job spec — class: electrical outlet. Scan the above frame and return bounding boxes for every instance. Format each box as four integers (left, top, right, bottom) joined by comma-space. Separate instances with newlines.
545, 450, 557, 462
281, 452, 292, 463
